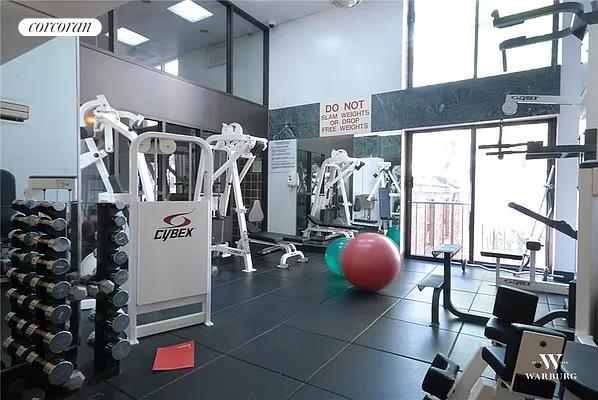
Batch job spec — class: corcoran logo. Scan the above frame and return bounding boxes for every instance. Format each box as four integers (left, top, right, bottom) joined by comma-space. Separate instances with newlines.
154, 210, 195, 241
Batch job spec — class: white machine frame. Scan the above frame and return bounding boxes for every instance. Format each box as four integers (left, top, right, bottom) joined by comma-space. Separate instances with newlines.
196, 123, 268, 273
303, 149, 363, 239
354, 160, 401, 230
79, 95, 156, 201
123, 132, 214, 342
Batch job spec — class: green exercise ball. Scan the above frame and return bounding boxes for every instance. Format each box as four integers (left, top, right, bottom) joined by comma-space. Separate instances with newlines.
325, 237, 350, 276
386, 225, 401, 247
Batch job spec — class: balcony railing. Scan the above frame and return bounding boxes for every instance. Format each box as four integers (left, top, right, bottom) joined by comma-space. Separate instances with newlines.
410, 200, 470, 259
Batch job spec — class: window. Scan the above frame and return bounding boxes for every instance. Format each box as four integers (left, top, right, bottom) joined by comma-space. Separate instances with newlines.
409, 130, 471, 258
412, 0, 476, 86
114, 0, 227, 91
410, 0, 556, 86
474, 123, 550, 266
233, 12, 264, 104
477, 0, 554, 77
81, 12, 111, 50
407, 121, 553, 263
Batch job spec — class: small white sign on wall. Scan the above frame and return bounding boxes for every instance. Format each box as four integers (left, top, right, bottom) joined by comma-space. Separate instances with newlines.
320, 97, 371, 137
268, 139, 297, 173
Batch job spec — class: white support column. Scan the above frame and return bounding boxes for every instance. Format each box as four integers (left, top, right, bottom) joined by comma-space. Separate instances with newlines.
554, 13, 582, 273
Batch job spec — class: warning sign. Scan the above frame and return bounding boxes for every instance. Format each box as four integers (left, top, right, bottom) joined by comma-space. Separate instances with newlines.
320, 97, 371, 137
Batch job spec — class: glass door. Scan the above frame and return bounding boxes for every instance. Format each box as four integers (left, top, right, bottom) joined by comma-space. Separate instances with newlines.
474, 123, 551, 266
408, 129, 472, 259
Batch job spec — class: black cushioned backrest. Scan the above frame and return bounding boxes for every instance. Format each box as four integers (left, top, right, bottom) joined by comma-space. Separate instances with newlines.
493, 285, 538, 324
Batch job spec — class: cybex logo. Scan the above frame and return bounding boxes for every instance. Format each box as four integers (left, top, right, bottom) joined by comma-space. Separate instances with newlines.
154, 210, 195, 242
510, 95, 539, 101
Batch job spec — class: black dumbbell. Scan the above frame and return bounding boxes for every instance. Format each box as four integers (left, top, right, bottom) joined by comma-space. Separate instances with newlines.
12, 199, 37, 215
10, 213, 38, 230
109, 230, 129, 246
110, 269, 129, 285
105, 337, 131, 360
10, 249, 70, 275
32, 234, 71, 253
89, 288, 129, 308
81, 275, 115, 294
6, 268, 71, 299
5, 312, 73, 353
2, 337, 74, 385
8, 230, 37, 248
6, 288, 72, 324
37, 201, 67, 219
106, 311, 130, 333
36, 216, 68, 234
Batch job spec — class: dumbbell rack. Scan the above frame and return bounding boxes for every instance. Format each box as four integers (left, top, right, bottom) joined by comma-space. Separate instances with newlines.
1, 199, 82, 395
93, 201, 131, 375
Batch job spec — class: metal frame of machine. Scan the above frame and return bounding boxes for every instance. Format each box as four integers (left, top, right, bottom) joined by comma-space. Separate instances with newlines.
196, 123, 268, 273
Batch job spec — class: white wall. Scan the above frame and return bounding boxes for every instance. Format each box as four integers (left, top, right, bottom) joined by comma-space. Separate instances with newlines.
269, 1, 404, 108
178, 44, 227, 93
0, 37, 79, 198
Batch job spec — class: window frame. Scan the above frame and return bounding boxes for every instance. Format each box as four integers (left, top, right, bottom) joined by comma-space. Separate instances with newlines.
98, 1, 269, 106
404, 117, 557, 264
406, 0, 560, 88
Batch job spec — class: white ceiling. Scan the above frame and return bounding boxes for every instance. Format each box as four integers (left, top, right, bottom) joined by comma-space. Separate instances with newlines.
231, 0, 334, 26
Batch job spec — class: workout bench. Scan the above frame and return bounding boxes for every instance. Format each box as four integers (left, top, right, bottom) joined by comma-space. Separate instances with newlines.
247, 229, 309, 269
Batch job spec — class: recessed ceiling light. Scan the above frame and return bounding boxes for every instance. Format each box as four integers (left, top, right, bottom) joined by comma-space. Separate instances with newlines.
168, 0, 213, 23
115, 27, 149, 46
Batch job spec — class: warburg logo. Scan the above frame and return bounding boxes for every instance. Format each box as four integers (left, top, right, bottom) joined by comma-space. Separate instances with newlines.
525, 353, 577, 381
154, 210, 195, 242
510, 95, 539, 101
18, 18, 102, 37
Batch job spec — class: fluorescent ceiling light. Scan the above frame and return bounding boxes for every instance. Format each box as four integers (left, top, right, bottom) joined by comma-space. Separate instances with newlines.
168, 0, 213, 23
115, 27, 149, 46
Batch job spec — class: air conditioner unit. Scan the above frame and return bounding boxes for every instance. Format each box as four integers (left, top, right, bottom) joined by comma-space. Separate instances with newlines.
1, 100, 29, 122
207, 44, 226, 68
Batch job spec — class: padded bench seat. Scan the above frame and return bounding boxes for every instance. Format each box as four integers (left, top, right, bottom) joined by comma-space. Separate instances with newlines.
480, 250, 524, 261
307, 215, 357, 230
248, 231, 284, 243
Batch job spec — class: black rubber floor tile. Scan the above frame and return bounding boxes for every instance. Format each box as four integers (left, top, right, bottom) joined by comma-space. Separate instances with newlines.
230, 292, 316, 323
106, 333, 222, 399
287, 384, 348, 400
59, 382, 132, 400
384, 299, 463, 332
145, 356, 301, 400
232, 325, 346, 381
356, 317, 458, 363
172, 309, 278, 353
320, 289, 399, 317
375, 279, 415, 299
405, 286, 476, 309
285, 304, 377, 342
309, 344, 428, 400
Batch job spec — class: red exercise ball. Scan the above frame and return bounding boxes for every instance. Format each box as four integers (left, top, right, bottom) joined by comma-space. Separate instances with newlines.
341, 232, 401, 292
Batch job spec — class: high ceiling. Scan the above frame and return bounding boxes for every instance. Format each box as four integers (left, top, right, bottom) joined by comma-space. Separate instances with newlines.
231, 0, 334, 26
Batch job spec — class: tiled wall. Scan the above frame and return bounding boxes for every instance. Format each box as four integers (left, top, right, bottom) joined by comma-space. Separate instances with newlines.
268, 66, 561, 140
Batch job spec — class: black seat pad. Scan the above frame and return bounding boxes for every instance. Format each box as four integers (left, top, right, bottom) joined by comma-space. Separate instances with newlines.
560, 342, 598, 399
482, 346, 512, 382
307, 215, 355, 230
249, 231, 283, 243
480, 250, 523, 261
279, 234, 308, 244
484, 318, 513, 344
